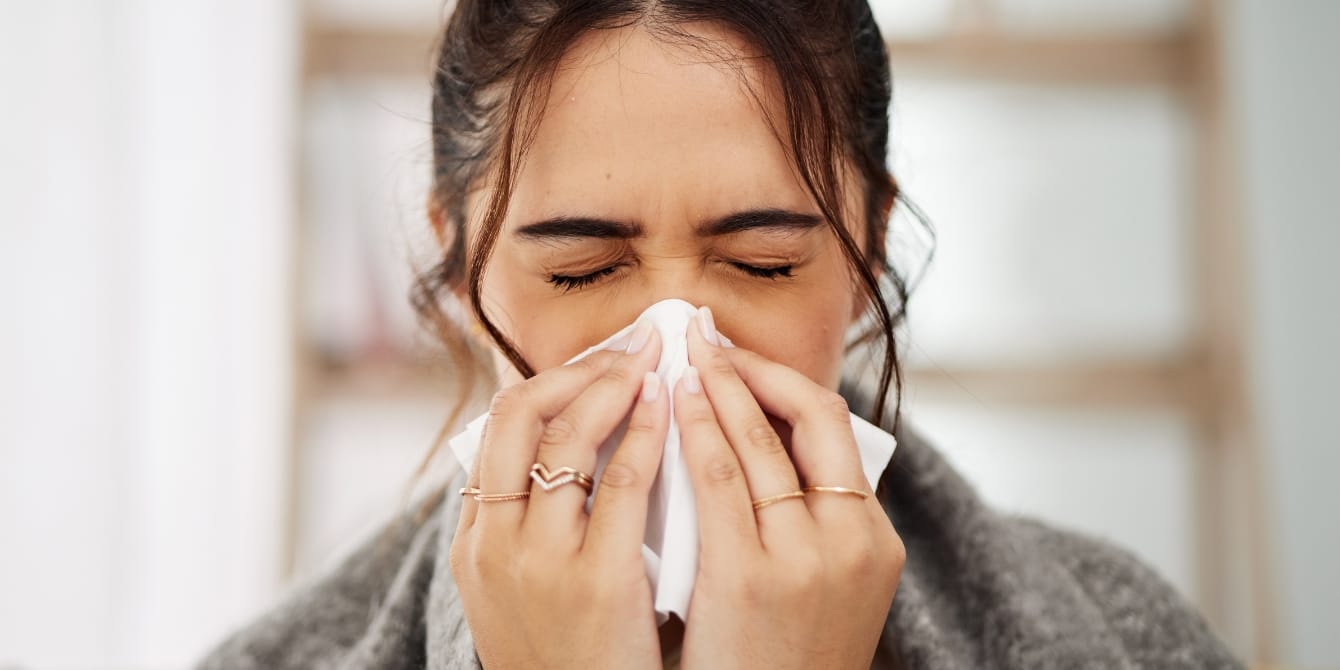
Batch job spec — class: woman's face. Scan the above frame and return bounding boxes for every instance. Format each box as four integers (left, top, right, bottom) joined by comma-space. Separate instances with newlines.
460, 22, 870, 391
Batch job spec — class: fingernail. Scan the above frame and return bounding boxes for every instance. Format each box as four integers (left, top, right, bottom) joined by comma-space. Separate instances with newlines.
640, 371, 660, 402
626, 319, 654, 355
697, 306, 720, 346
681, 366, 702, 394
719, 334, 735, 348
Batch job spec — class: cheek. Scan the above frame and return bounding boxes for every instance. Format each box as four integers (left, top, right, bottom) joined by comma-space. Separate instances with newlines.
722, 245, 857, 389
721, 298, 850, 390
479, 253, 640, 373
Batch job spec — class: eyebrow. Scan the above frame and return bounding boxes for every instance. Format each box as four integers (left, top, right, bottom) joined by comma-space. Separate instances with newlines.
513, 208, 824, 242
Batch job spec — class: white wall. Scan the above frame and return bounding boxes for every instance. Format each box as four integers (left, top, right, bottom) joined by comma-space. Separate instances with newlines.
0, 1, 299, 666
1221, 0, 1340, 666
2, 0, 1335, 667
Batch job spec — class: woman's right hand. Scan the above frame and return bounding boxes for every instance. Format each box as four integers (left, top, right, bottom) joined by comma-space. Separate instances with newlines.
449, 320, 669, 670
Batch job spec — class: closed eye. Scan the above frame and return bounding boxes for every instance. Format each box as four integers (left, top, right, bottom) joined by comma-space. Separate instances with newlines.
546, 265, 622, 293
731, 262, 793, 280
545, 261, 795, 293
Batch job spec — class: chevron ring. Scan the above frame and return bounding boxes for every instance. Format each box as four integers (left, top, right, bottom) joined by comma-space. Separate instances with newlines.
530, 463, 596, 493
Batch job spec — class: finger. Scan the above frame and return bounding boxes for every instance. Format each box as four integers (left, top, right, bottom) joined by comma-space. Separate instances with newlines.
523, 321, 663, 545
457, 445, 484, 531
673, 365, 762, 555
720, 346, 876, 523
475, 347, 625, 527
685, 306, 811, 540
584, 371, 669, 559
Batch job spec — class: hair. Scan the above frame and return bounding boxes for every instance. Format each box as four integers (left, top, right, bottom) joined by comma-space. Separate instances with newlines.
405, 0, 934, 510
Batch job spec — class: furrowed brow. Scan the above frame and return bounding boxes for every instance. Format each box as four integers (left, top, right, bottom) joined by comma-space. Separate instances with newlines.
696, 208, 824, 237
513, 216, 642, 242
513, 208, 823, 242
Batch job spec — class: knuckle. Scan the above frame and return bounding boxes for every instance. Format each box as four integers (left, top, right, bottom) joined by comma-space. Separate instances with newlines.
598, 460, 641, 490
885, 529, 908, 568
818, 390, 851, 422
682, 400, 718, 425
704, 456, 743, 485
728, 562, 770, 605
601, 362, 634, 386
488, 385, 526, 419
562, 358, 595, 380
743, 420, 785, 456
569, 352, 614, 376
706, 354, 736, 378
729, 347, 762, 366
625, 406, 661, 435
837, 537, 879, 574
515, 549, 546, 586
467, 544, 496, 581
517, 545, 566, 584
854, 525, 906, 588
873, 535, 906, 591
784, 550, 826, 591
538, 414, 580, 449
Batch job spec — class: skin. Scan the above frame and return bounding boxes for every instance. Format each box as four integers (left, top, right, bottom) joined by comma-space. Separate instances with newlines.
440, 21, 905, 670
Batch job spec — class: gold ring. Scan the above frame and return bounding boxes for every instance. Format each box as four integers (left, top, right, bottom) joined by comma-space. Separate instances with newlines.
530, 463, 595, 493
458, 487, 531, 502
751, 490, 806, 510
802, 485, 870, 499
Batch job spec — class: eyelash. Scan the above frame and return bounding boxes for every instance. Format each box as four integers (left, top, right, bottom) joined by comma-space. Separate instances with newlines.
547, 265, 620, 292
546, 262, 794, 293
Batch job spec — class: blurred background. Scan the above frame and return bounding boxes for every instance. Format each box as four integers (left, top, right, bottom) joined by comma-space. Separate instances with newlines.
2, 0, 1336, 668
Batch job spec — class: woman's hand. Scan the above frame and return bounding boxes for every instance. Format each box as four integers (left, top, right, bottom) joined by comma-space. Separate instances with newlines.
673, 307, 905, 670
449, 320, 669, 670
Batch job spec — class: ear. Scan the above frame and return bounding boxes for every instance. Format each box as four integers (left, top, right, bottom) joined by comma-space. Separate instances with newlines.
426, 193, 472, 307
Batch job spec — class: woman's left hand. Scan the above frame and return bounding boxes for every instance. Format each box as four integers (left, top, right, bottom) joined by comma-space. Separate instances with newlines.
672, 307, 905, 670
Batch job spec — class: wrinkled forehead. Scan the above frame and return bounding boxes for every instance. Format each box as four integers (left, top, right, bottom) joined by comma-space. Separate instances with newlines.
466, 21, 815, 236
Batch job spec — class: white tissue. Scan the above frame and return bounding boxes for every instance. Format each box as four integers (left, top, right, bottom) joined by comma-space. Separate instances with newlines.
447, 298, 897, 624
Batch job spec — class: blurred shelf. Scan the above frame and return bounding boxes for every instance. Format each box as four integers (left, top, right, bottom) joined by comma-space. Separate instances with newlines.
303, 350, 1207, 413
887, 34, 1190, 84
897, 359, 1206, 411
302, 26, 1192, 85
301, 353, 471, 402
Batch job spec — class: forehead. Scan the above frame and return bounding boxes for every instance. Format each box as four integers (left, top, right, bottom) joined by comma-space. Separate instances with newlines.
499, 21, 815, 229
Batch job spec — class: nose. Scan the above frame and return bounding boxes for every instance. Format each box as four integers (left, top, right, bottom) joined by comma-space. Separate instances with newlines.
611, 270, 719, 336
644, 271, 716, 314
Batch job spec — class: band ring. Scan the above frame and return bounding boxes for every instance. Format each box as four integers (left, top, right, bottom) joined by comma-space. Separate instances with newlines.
802, 485, 870, 499
751, 490, 806, 510
458, 486, 531, 502
530, 463, 595, 493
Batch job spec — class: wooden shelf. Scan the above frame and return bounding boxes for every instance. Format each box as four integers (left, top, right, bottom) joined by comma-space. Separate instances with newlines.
302, 351, 1206, 413
302, 25, 1192, 85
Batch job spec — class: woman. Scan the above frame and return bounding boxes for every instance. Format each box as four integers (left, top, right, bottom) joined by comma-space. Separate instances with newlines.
197, 1, 1244, 668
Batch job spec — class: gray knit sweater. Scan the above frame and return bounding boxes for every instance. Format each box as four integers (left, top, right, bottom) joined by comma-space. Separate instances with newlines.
195, 379, 1245, 669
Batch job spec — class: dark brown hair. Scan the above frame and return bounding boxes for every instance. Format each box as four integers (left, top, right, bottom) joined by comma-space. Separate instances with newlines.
407, 0, 934, 501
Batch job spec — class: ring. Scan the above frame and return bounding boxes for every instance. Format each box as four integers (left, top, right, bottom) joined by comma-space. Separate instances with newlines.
530, 463, 595, 493
802, 485, 870, 499
751, 490, 806, 510
458, 486, 531, 502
